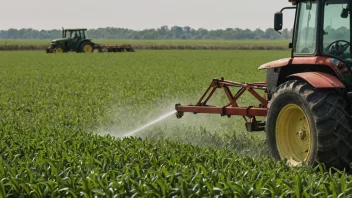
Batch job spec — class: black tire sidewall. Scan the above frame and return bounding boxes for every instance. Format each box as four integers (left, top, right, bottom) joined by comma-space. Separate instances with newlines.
266, 86, 318, 165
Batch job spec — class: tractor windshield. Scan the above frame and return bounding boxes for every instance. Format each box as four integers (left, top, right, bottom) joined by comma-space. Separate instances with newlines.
323, 0, 351, 61
63, 31, 78, 39
295, 1, 318, 54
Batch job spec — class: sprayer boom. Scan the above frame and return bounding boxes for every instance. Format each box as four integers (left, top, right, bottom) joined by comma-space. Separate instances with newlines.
175, 78, 268, 132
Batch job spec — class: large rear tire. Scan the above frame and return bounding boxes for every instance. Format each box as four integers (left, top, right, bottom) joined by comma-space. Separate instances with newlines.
80, 42, 94, 53
266, 80, 352, 170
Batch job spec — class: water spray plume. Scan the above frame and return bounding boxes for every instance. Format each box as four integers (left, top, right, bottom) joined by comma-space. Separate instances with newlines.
122, 110, 177, 137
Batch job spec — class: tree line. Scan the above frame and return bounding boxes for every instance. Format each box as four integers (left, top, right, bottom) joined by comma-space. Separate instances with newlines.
0, 26, 293, 40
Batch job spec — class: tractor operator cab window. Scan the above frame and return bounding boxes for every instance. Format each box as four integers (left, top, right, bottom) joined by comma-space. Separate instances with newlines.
323, 0, 351, 61
71, 32, 76, 39
67, 32, 74, 39
71, 31, 79, 39
64, 31, 70, 39
79, 30, 86, 39
295, 1, 318, 54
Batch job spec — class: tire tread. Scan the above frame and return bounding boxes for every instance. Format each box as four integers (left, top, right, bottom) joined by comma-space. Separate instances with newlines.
267, 80, 352, 170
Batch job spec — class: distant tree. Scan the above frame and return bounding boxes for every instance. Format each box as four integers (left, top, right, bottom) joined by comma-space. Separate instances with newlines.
183, 26, 191, 34
233, 28, 247, 39
142, 29, 158, 40
264, 28, 279, 39
335, 26, 349, 41
281, 28, 290, 40
170, 26, 184, 39
133, 34, 141, 40
158, 26, 169, 39
253, 28, 265, 40
197, 28, 208, 39
0, 26, 291, 40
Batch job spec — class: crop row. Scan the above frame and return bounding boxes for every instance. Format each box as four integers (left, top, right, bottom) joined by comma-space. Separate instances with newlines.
2, 133, 351, 197
0, 44, 287, 51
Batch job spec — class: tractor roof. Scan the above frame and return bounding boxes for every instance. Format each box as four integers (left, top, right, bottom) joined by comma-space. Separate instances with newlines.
288, 0, 317, 5
288, 0, 302, 5
289, 0, 340, 4
65, 28, 87, 31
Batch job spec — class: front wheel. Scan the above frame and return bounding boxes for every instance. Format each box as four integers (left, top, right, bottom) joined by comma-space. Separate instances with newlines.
55, 47, 64, 54
266, 80, 352, 170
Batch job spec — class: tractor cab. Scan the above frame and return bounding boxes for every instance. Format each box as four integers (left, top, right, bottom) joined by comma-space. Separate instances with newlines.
62, 28, 88, 40
276, 0, 352, 62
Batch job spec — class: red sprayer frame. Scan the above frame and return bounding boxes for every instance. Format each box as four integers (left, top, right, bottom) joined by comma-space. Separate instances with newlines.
175, 78, 268, 132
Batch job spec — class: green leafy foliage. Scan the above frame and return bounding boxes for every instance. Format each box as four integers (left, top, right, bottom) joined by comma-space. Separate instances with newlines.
0, 39, 289, 51
0, 50, 351, 197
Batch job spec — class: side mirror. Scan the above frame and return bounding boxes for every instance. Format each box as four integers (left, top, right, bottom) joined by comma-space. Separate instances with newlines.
341, 6, 349, 18
274, 12, 283, 31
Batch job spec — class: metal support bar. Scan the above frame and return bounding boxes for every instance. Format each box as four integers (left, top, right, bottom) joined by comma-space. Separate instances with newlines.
176, 78, 268, 118
176, 106, 268, 117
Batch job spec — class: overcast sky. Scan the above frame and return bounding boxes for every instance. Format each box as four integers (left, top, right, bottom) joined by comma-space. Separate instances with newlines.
0, 0, 296, 30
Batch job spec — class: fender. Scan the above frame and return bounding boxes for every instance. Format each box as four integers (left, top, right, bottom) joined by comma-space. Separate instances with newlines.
288, 72, 345, 88
258, 58, 292, 70
77, 39, 92, 47
258, 56, 344, 78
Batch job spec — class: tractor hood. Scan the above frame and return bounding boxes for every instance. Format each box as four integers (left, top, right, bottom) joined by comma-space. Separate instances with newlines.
51, 38, 68, 43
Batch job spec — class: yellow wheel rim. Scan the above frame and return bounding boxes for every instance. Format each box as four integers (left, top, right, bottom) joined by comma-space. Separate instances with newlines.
56, 48, 63, 53
83, 44, 93, 53
276, 104, 312, 166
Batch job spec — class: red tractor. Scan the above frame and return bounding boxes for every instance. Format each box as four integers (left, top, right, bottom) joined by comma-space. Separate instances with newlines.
176, 0, 352, 170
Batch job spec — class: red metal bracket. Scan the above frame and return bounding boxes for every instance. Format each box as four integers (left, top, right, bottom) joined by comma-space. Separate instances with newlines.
175, 78, 269, 131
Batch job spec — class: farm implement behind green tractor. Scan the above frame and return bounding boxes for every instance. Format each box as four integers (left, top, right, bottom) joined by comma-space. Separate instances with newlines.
46, 28, 134, 53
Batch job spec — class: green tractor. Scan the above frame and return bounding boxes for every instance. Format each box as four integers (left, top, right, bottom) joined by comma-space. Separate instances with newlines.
46, 28, 95, 53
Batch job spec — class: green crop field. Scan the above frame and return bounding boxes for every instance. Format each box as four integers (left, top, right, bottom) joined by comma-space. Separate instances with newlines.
0, 39, 289, 47
1, 50, 351, 197
0, 39, 290, 51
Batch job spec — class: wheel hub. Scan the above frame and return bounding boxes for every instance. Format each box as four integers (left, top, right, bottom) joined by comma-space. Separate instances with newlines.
297, 129, 306, 140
